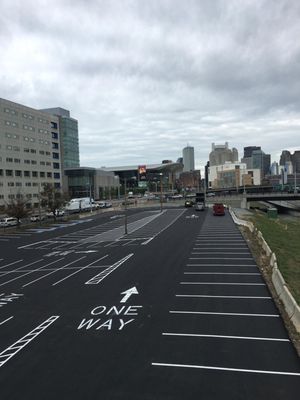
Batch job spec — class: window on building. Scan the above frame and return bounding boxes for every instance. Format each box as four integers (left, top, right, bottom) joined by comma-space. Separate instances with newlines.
54, 172, 60, 179
40, 161, 45, 166
47, 172, 52, 178
15, 170, 22, 177
31, 160, 37, 165
14, 158, 21, 163
25, 183, 32, 187
6, 170, 13, 176
52, 142, 59, 149
40, 172, 45, 178
30, 149, 36, 153
32, 171, 38, 177
6, 157, 13, 162
52, 152, 59, 159
24, 171, 30, 177
39, 150, 45, 155
51, 121, 58, 129
24, 148, 30, 153
16, 182, 22, 187
7, 182, 14, 187
53, 162, 60, 169
52, 132, 58, 139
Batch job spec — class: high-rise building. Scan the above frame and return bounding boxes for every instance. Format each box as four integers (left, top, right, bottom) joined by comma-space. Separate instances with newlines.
252, 149, 271, 177
182, 145, 195, 172
0, 98, 62, 209
243, 146, 261, 158
209, 142, 238, 166
279, 150, 292, 166
270, 161, 279, 175
280, 150, 300, 173
41, 107, 80, 169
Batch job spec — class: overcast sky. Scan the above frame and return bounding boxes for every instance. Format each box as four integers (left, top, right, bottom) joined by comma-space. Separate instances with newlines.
1, 0, 300, 169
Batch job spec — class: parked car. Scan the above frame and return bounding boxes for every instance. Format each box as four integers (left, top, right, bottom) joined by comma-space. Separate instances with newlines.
46, 209, 65, 218
0, 217, 19, 227
30, 214, 46, 222
213, 203, 225, 216
195, 202, 204, 211
97, 201, 112, 208
184, 200, 194, 207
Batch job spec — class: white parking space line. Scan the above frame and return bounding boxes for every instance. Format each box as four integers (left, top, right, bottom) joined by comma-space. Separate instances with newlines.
85, 253, 134, 285
18, 241, 45, 249
187, 264, 257, 267
0, 259, 44, 280
175, 295, 272, 299
0, 258, 63, 286
22, 256, 87, 287
189, 257, 253, 260
183, 272, 260, 275
169, 311, 279, 317
191, 252, 250, 255
52, 255, 109, 286
162, 332, 289, 342
0, 316, 59, 368
151, 362, 300, 376
180, 282, 265, 286
0, 259, 23, 271
193, 247, 248, 250
0, 316, 14, 326
0, 239, 9, 242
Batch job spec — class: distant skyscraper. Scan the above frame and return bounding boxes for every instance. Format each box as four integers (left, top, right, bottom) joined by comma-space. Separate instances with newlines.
243, 146, 261, 158
209, 142, 238, 166
279, 150, 292, 166
270, 161, 279, 175
182, 146, 195, 172
252, 149, 271, 177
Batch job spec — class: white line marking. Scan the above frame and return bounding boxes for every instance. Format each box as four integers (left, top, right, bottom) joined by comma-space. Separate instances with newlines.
0, 316, 59, 368
175, 295, 271, 299
162, 332, 289, 342
189, 258, 253, 260
183, 272, 260, 276
0, 239, 9, 242
169, 310, 279, 317
0, 259, 43, 277
18, 240, 45, 249
0, 258, 64, 286
52, 255, 109, 286
0, 259, 23, 271
142, 237, 154, 245
85, 253, 134, 285
191, 252, 250, 255
187, 264, 257, 267
180, 282, 265, 286
151, 362, 300, 376
0, 316, 14, 326
22, 256, 87, 287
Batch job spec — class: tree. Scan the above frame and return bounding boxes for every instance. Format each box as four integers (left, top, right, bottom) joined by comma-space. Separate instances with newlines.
5, 195, 30, 225
40, 183, 67, 220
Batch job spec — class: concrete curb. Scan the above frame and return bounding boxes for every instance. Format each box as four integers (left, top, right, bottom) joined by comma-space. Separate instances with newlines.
230, 208, 300, 333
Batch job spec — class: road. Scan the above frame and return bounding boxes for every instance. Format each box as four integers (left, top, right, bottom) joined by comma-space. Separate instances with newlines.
0, 207, 299, 399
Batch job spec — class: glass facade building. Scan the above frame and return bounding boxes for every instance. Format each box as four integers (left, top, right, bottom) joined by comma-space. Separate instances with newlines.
59, 116, 80, 168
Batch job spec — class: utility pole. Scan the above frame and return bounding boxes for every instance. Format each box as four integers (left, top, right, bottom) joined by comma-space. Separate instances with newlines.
124, 177, 128, 234
160, 173, 163, 213
294, 164, 297, 194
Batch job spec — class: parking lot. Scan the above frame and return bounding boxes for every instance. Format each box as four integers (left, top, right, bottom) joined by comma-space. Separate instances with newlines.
0, 207, 299, 399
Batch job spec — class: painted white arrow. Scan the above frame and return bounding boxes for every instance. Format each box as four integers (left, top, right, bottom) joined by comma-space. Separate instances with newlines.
120, 287, 139, 303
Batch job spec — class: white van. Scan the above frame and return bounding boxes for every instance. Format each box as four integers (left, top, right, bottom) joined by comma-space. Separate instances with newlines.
0, 217, 19, 227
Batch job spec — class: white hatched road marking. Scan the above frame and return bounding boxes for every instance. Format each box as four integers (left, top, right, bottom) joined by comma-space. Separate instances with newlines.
151, 362, 300, 376
85, 253, 134, 285
169, 310, 279, 317
0, 316, 59, 368
162, 332, 289, 342
0, 259, 44, 278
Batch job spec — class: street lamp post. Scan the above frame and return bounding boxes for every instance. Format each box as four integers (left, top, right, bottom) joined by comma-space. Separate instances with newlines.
159, 173, 163, 213
294, 164, 297, 194
124, 177, 128, 234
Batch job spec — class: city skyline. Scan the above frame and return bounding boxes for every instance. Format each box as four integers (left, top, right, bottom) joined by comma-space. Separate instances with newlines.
1, 1, 300, 169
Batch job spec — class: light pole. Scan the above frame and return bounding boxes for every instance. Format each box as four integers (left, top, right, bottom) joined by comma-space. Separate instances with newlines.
159, 173, 163, 213
294, 164, 297, 194
124, 177, 128, 234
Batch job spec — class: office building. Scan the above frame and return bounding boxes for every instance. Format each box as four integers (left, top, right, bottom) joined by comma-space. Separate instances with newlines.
209, 142, 238, 166
252, 149, 271, 178
243, 146, 261, 158
270, 161, 279, 175
41, 107, 80, 169
0, 98, 62, 209
182, 146, 195, 172
208, 162, 261, 189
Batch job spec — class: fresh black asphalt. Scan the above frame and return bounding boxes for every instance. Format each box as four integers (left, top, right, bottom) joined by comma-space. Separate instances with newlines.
0, 206, 299, 399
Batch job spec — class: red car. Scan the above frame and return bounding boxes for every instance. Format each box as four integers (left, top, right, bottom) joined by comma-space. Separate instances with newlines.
213, 203, 225, 216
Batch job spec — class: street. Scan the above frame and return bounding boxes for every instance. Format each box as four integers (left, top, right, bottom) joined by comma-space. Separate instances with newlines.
0, 207, 299, 399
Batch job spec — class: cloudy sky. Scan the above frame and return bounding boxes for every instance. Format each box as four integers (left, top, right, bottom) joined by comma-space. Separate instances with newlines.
1, 0, 300, 170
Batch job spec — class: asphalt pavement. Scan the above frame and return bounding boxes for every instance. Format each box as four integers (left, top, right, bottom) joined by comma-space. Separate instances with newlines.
0, 206, 299, 399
